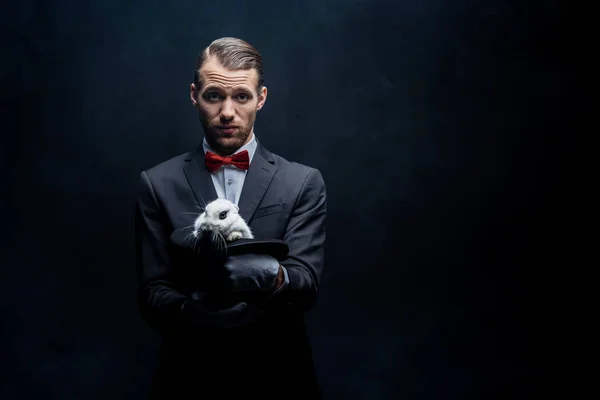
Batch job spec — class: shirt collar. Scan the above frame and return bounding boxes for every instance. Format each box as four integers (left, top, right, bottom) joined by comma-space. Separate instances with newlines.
202, 131, 258, 164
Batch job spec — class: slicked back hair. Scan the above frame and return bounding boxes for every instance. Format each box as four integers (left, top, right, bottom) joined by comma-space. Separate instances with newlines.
193, 37, 264, 93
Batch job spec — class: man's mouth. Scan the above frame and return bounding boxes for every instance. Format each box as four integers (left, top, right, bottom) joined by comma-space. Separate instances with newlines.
217, 126, 238, 134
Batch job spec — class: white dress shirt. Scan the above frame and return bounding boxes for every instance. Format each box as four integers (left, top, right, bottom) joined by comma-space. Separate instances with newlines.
202, 132, 258, 206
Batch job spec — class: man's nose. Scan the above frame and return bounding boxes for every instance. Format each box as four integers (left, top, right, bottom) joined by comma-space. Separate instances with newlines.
220, 98, 235, 120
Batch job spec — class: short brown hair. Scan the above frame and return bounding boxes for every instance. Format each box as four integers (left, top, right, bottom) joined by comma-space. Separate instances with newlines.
193, 37, 264, 92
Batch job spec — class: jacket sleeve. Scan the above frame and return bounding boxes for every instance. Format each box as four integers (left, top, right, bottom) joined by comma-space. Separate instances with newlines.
277, 168, 327, 311
135, 170, 190, 336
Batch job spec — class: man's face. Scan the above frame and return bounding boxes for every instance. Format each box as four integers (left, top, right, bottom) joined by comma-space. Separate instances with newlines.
190, 56, 267, 155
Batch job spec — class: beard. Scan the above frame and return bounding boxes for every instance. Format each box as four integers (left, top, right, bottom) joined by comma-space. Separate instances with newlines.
201, 120, 254, 155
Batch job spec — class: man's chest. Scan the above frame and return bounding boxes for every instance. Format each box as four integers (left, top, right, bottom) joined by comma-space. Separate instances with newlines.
163, 177, 291, 241
210, 167, 247, 205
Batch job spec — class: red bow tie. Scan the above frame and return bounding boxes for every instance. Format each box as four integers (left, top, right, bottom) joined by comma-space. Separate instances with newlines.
205, 150, 250, 173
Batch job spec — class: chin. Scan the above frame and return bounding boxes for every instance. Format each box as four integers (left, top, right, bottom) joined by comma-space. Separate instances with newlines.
209, 134, 248, 152
216, 138, 242, 150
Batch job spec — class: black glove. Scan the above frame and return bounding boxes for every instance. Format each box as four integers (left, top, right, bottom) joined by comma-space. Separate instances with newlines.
221, 253, 281, 292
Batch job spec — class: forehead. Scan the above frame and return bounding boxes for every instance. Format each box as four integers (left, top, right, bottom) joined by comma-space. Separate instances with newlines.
199, 56, 258, 91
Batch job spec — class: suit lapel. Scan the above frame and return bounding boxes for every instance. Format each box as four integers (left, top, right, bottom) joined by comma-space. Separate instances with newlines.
238, 142, 278, 223
183, 144, 218, 208
183, 140, 278, 221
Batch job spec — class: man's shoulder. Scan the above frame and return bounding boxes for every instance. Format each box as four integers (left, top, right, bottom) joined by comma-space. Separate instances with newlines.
266, 148, 325, 186
267, 148, 312, 171
142, 151, 192, 178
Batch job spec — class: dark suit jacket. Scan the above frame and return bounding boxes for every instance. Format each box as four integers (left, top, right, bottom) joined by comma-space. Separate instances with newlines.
135, 139, 327, 399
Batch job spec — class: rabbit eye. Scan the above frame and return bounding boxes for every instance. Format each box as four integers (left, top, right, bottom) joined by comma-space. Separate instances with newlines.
219, 211, 227, 220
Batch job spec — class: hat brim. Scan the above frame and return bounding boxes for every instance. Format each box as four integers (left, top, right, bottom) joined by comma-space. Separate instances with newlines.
169, 227, 289, 262
225, 238, 289, 261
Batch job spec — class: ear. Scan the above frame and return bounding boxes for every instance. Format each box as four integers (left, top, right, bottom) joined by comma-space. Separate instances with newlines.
256, 86, 267, 111
190, 83, 199, 107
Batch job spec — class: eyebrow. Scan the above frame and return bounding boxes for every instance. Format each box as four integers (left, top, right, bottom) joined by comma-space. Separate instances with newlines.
202, 84, 253, 93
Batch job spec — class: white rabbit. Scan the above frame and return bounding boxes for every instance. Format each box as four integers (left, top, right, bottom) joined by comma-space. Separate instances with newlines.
192, 198, 254, 243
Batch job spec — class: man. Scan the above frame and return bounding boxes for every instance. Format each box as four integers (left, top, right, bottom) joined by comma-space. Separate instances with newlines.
135, 37, 327, 399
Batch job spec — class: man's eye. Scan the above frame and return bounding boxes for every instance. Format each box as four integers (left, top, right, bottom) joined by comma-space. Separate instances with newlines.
206, 93, 220, 101
237, 94, 249, 101
219, 211, 227, 220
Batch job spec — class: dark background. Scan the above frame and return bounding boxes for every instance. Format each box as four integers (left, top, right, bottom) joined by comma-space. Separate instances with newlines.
2, 0, 562, 398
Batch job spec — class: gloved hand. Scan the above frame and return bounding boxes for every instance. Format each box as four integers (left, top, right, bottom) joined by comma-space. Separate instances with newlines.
221, 253, 281, 292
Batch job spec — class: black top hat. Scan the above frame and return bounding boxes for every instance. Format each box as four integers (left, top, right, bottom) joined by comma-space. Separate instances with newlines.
225, 238, 289, 260
169, 226, 289, 266
169, 227, 289, 310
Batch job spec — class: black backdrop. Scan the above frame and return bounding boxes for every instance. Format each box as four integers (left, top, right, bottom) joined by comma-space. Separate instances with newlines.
2, 0, 561, 398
